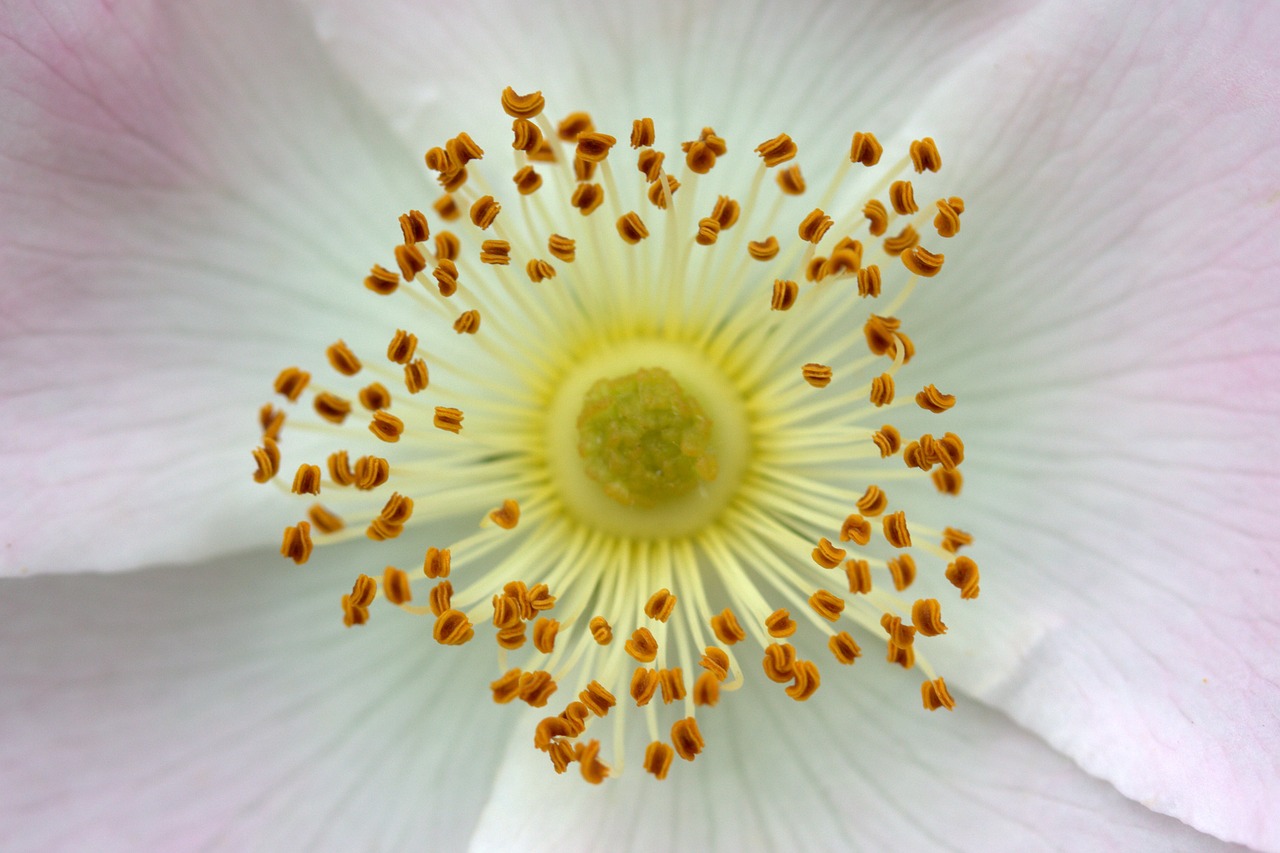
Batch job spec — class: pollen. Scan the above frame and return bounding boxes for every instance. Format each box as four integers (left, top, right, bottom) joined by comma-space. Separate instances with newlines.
252, 88, 980, 784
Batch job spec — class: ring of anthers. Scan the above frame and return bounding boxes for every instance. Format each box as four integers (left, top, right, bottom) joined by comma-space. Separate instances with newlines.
254, 86, 980, 784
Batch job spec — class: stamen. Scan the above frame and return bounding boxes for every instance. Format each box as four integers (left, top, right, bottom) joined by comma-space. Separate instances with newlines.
273, 367, 310, 401
644, 741, 674, 779
670, 718, 705, 761
921, 677, 955, 711
280, 521, 312, 564
844, 559, 872, 594
710, 608, 746, 645
625, 627, 659, 662
433, 407, 464, 433
945, 556, 981, 598
915, 384, 956, 412
802, 363, 833, 388
588, 616, 613, 645
644, 588, 678, 622
911, 598, 947, 636
748, 237, 780, 261
630, 118, 656, 148
829, 631, 862, 664
765, 609, 797, 638
909, 137, 942, 173
291, 464, 321, 495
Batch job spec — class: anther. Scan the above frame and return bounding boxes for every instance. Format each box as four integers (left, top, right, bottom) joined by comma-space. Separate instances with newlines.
829, 631, 862, 664
755, 133, 797, 166
933, 468, 964, 495
491, 669, 522, 703
573, 156, 597, 182
849, 131, 883, 166
433, 406, 464, 433
488, 498, 520, 529
511, 118, 543, 152
404, 359, 430, 394
798, 208, 834, 244
616, 211, 649, 244
492, 594, 522, 629
863, 314, 911, 361
659, 668, 686, 704
693, 672, 720, 707
387, 329, 418, 364
809, 589, 846, 621
307, 503, 343, 534
840, 514, 872, 546
348, 573, 377, 608
749, 237, 780, 261
683, 141, 717, 174
424, 147, 455, 173
251, 437, 281, 484
589, 616, 613, 645
259, 405, 285, 441
535, 716, 575, 751
326, 450, 354, 486
341, 594, 369, 627
577, 740, 610, 785
941, 527, 973, 553
496, 623, 528, 651
883, 511, 911, 548
884, 224, 920, 255
576, 132, 617, 163
887, 554, 917, 591
526, 259, 556, 282
281, 521, 312, 564
910, 137, 942, 173
861, 202, 889, 241
325, 341, 362, 376
518, 671, 557, 708
469, 195, 500, 230
291, 464, 321, 495
433, 196, 460, 222
921, 677, 956, 711
857, 485, 888, 517
844, 559, 872, 594
934, 197, 964, 237
368, 492, 414, 540
889, 180, 918, 216
434, 230, 461, 261
887, 640, 915, 669
881, 613, 917, 648
857, 265, 883, 298
872, 424, 901, 457
399, 209, 429, 244
699, 647, 730, 681
804, 256, 826, 282
422, 545, 453, 578
531, 617, 559, 653
273, 367, 310, 402
501, 87, 544, 119
382, 566, 412, 605
916, 384, 956, 413
811, 538, 846, 569
762, 642, 797, 682
453, 309, 481, 334
631, 667, 659, 705
710, 607, 746, 645
579, 681, 616, 717
369, 410, 404, 443
448, 133, 484, 166
902, 245, 945, 277
557, 111, 595, 141
911, 598, 947, 636
786, 660, 821, 701
945, 556, 981, 599
528, 138, 557, 162
571, 182, 604, 215
363, 263, 399, 295
433, 258, 460, 297
671, 718, 705, 761
637, 149, 665, 182
770, 279, 799, 310
644, 588, 677, 622
395, 243, 426, 281
353, 454, 390, 490
776, 165, 805, 195
512, 165, 542, 195
695, 217, 720, 245
547, 234, 576, 262
625, 627, 659, 662
648, 175, 681, 209
644, 742, 674, 780
631, 117, 656, 148
802, 363, 833, 388
428, 580, 452, 616
765, 608, 797, 638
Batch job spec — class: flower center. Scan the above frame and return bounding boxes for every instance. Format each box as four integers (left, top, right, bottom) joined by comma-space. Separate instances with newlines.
252, 85, 982, 786
546, 340, 749, 537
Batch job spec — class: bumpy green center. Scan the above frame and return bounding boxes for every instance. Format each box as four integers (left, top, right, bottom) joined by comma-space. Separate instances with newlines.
576, 367, 719, 507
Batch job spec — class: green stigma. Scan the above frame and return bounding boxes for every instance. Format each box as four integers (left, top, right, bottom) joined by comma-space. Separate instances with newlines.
576, 367, 719, 507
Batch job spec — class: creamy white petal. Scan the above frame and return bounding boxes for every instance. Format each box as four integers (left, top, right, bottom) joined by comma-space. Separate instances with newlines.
0, 542, 507, 850
0, 0, 426, 575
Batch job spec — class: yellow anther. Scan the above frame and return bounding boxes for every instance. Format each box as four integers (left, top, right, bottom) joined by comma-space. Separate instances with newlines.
631, 117, 656, 148
748, 236, 780, 261
518, 670, 557, 708
501, 86, 544, 119
325, 340, 362, 376
588, 615, 613, 645
576, 740, 610, 785
902, 245, 945, 277
313, 391, 350, 424
447, 132, 484, 166
881, 613, 917, 648
869, 373, 895, 407
811, 537, 846, 569
557, 111, 595, 141
648, 175, 681, 209
489, 498, 520, 529
786, 659, 821, 701
755, 133, 797, 167
511, 118, 543, 152
349, 573, 377, 608
934, 196, 964, 237
911, 598, 947, 636
281, 521, 312, 564
341, 593, 369, 628
644, 741, 674, 780
469, 195, 500, 229
434, 230, 461, 261
671, 717, 705, 761
394, 243, 426, 282
547, 234, 576, 262
307, 503, 343, 534
946, 556, 981, 599
887, 639, 915, 669
776, 164, 805, 195
883, 510, 912, 548
857, 265, 882, 298
251, 436, 281, 484
798, 208, 834, 244
884, 224, 920, 255
644, 588, 678, 622
887, 554, 917, 592
453, 309, 481, 335
512, 165, 542, 195
889, 180, 918, 216
849, 131, 883, 166
273, 367, 310, 402
808, 589, 845, 621
872, 424, 901, 457
571, 182, 604, 215
625, 627, 659, 662
526, 259, 556, 282
353, 454, 390, 491
382, 566, 412, 605
433, 195, 460, 222
258, 404, 285, 441
637, 148, 665, 182
368, 410, 404, 443
399, 209, 429, 244
941, 527, 973, 553
576, 132, 617, 163
387, 329, 418, 364
579, 681, 616, 717
765, 608, 797, 638
916, 384, 956, 413
428, 580, 452, 616
616, 211, 649, 244
403, 359, 429, 394
433, 406, 464, 433
710, 607, 746, 645
933, 468, 964, 495
862, 199, 889, 238
532, 617, 560, 653
699, 646, 730, 681
840, 514, 872, 545
432, 258, 460, 297
658, 667, 686, 704
802, 363, 833, 388
857, 485, 888, 517
762, 642, 797, 682
921, 677, 956, 710
910, 137, 942, 173
770, 279, 799, 310
695, 216, 721, 245
631, 667, 659, 706
291, 464, 321, 495
693, 672, 721, 707
423, 146, 455, 173
844, 558, 872, 594
829, 631, 862, 664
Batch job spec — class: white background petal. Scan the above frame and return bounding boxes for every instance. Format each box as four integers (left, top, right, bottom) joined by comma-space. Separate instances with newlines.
0, 543, 508, 851
0, 0, 427, 574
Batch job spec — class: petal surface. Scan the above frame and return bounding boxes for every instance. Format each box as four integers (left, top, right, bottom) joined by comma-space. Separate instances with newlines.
0, 545, 508, 850
895, 2, 1280, 848
469, 661, 1246, 853
0, 0, 425, 574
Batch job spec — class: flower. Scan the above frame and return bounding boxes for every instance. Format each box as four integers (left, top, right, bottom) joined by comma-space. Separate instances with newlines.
1, 1, 1277, 850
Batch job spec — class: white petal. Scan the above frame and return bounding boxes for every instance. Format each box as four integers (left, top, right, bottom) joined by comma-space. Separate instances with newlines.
894, 3, 1280, 848
0, 543, 506, 850
468, 664, 1243, 852
0, 0, 426, 574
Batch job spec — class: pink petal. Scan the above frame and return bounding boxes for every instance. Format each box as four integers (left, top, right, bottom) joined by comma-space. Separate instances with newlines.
0, 544, 508, 848
0, 0, 424, 574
